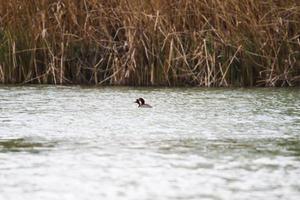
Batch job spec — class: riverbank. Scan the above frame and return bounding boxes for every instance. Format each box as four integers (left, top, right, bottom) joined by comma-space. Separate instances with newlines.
1, 0, 299, 86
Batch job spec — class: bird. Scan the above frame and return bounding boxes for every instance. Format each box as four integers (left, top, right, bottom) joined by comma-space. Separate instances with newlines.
134, 98, 152, 108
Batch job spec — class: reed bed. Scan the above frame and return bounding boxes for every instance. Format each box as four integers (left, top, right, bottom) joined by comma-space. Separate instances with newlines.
0, 0, 299, 86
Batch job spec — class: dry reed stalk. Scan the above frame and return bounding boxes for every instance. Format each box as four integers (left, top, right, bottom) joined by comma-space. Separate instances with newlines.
220, 45, 242, 86
0, 0, 299, 86
0, 64, 4, 83
60, 41, 64, 84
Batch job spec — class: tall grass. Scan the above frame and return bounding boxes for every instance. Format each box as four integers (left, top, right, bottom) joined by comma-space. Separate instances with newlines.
0, 0, 299, 86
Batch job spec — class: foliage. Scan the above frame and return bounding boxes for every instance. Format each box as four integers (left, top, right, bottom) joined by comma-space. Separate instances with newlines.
0, 0, 299, 86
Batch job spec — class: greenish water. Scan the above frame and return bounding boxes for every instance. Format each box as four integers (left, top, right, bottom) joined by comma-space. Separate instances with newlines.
0, 86, 300, 200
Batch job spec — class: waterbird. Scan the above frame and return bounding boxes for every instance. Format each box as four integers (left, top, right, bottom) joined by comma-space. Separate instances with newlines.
134, 98, 152, 108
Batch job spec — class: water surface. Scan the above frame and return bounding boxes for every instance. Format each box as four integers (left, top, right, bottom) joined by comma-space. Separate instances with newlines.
0, 86, 300, 200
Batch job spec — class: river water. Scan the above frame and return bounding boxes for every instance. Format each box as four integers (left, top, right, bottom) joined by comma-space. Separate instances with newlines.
0, 86, 299, 200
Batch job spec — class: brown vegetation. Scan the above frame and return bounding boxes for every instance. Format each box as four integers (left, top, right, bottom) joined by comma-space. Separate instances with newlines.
0, 0, 300, 86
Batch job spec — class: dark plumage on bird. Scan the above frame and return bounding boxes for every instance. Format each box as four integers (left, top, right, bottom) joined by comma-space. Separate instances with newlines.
134, 98, 152, 108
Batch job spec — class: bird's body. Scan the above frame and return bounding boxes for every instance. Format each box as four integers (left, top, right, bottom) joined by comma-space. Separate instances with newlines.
139, 103, 152, 108
134, 98, 152, 108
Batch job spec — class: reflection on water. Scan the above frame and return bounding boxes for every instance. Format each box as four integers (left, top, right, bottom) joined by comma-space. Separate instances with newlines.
0, 86, 300, 200
155, 137, 300, 158
0, 138, 55, 153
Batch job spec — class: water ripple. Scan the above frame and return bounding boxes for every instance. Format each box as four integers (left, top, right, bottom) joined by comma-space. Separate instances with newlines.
0, 86, 300, 200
